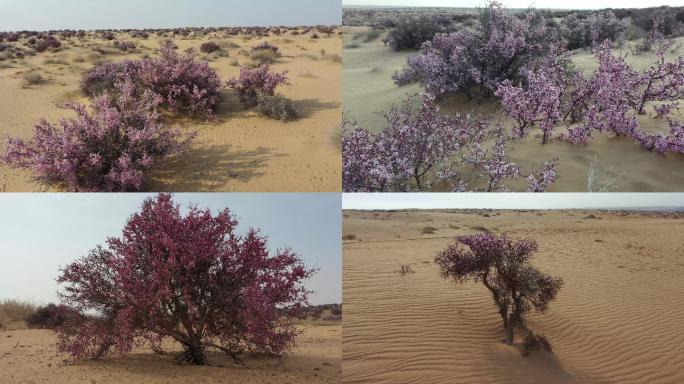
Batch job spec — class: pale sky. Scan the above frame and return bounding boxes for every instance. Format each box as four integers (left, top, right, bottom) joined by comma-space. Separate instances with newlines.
343, 0, 684, 10
0, 193, 341, 305
0, 0, 341, 32
343, 193, 684, 210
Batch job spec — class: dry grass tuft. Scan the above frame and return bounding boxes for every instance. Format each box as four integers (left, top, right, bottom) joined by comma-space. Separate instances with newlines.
0, 299, 37, 331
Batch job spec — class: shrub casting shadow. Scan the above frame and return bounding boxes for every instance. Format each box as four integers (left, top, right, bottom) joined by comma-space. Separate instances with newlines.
147, 144, 283, 191
292, 98, 339, 119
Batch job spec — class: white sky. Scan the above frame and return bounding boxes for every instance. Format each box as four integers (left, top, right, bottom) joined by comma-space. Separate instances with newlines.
343, 0, 684, 10
343, 193, 684, 210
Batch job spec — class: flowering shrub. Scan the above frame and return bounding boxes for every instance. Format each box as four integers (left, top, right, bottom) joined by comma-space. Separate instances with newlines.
2, 81, 192, 191
342, 95, 558, 192
137, 41, 222, 118
81, 60, 140, 96
496, 35, 684, 155
496, 70, 563, 143
394, 3, 559, 97
435, 233, 563, 345
56, 194, 315, 365
81, 41, 222, 118
226, 64, 289, 108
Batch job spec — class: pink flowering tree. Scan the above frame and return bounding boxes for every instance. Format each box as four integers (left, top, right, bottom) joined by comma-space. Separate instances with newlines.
342, 95, 559, 192
56, 194, 315, 365
393, 2, 559, 98
1, 81, 193, 191
497, 36, 684, 155
495, 70, 563, 143
435, 233, 563, 345
226, 64, 289, 108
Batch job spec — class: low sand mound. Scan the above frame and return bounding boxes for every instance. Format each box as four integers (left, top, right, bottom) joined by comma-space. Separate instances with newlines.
0, 325, 340, 384
342, 209, 684, 384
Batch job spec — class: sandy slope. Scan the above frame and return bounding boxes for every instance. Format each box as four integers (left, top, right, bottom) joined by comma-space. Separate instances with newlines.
342, 26, 684, 192
342, 209, 684, 384
0, 30, 341, 192
0, 325, 340, 384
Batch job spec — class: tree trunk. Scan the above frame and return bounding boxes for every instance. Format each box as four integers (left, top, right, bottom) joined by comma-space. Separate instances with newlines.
176, 342, 207, 365
505, 321, 514, 344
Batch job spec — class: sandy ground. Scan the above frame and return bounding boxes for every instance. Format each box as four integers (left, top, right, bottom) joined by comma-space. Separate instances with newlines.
0, 29, 341, 192
342, 209, 684, 384
0, 324, 340, 384
342, 26, 684, 191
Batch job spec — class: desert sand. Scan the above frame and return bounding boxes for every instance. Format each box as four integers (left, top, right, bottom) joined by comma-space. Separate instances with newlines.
0, 29, 341, 192
342, 209, 684, 383
0, 324, 340, 384
342, 25, 684, 191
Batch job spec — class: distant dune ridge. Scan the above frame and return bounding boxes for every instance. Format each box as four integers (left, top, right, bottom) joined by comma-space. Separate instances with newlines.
342, 209, 684, 384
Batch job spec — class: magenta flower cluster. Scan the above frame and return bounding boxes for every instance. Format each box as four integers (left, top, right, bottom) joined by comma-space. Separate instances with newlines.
2, 81, 193, 191
393, 3, 558, 97
81, 40, 222, 118
55, 194, 315, 365
497, 38, 684, 155
342, 95, 558, 192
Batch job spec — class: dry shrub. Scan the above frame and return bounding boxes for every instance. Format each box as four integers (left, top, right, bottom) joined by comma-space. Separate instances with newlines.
250, 49, 279, 64
0, 299, 36, 330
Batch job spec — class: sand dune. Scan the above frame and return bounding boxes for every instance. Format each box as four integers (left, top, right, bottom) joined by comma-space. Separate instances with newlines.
0, 30, 341, 192
0, 325, 340, 384
342, 209, 684, 384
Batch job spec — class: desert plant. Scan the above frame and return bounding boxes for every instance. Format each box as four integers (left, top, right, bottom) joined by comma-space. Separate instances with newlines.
250, 49, 279, 64
341, 95, 558, 192
561, 11, 628, 50
226, 64, 289, 108
254, 93, 298, 121
22, 71, 46, 86
2, 81, 193, 191
55, 194, 315, 365
136, 41, 222, 118
112, 40, 136, 52
81, 41, 222, 118
26, 303, 70, 329
383, 14, 454, 51
435, 233, 563, 344
394, 3, 560, 98
252, 41, 279, 53
199, 41, 220, 54
81, 60, 140, 96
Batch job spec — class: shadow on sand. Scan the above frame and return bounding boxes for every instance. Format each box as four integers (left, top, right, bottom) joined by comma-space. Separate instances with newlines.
147, 143, 285, 191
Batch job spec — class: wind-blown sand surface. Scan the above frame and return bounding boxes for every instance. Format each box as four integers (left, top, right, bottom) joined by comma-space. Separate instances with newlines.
342, 209, 684, 384
342, 25, 684, 191
0, 325, 340, 384
0, 29, 341, 192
